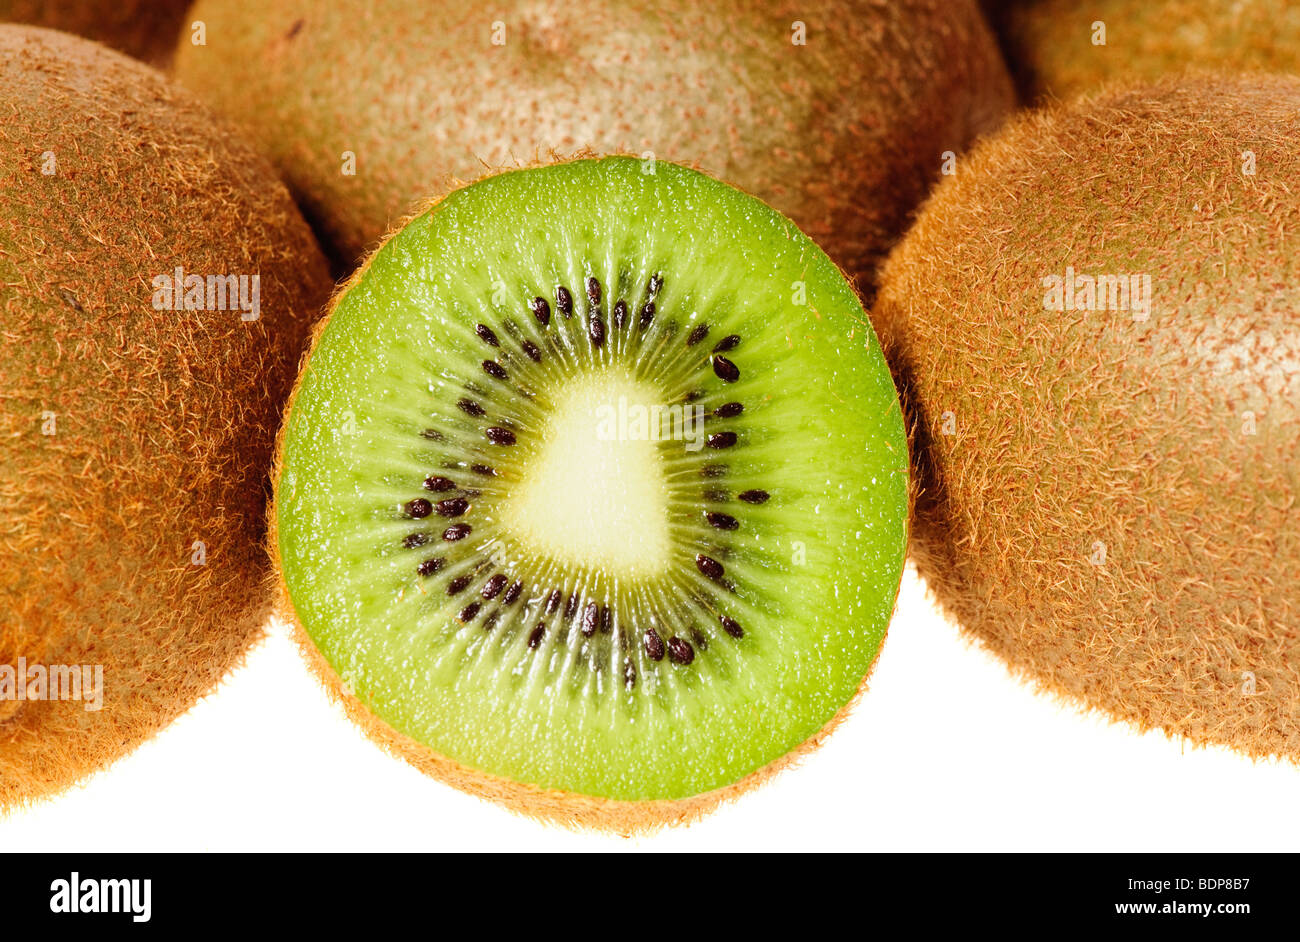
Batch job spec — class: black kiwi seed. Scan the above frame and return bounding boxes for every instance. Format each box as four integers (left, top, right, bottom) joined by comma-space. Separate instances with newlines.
447, 574, 472, 595
564, 593, 579, 620
556, 286, 573, 317
545, 589, 562, 615
435, 497, 469, 517
638, 301, 655, 330
475, 324, 500, 347
482, 574, 507, 599
406, 498, 433, 518
456, 398, 485, 417
420, 428, 444, 441
589, 312, 605, 347
702, 487, 729, 503
521, 339, 542, 362
582, 602, 599, 637
686, 323, 710, 346
667, 636, 695, 665
613, 299, 628, 329
720, 615, 743, 638
424, 475, 456, 492
459, 602, 481, 622
442, 523, 472, 541
586, 276, 601, 304
403, 533, 429, 549
712, 334, 740, 353
644, 628, 665, 661
417, 557, 444, 577
530, 296, 551, 326
600, 605, 612, 634
503, 581, 523, 604
483, 611, 500, 631
738, 489, 770, 504
470, 464, 496, 477
482, 360, 507, 381
700, 464, 728, 478
696, 554, 725, 580
624, 659, 637, 689
707, 431, 737, 449
712, 356, 740, 383
648, 273, 663, 295
485, 426, 516, 446
706, 511, 739, 530
714, 402, 744, 418
528, 624, 546, 648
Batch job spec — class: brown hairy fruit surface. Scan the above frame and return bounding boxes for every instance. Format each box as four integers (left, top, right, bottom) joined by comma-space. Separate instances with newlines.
993, 0, 1300, 101
873, 75, 1300, 760
172, 0, 1014, 284
0, 26, 332, 807
0, 0, 192, 67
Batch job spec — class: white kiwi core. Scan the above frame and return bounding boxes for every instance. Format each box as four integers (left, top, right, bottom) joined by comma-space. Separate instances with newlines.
502, 367, 672, 577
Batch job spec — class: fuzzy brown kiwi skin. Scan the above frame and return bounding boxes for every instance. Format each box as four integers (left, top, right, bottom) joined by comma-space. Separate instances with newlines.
873, 74, 1300, 762
0, 0, 192, 67
172, 0, 1014, 289
268, 155, 907, 834
991, 0, 1300, 103
0, 26, 332, 808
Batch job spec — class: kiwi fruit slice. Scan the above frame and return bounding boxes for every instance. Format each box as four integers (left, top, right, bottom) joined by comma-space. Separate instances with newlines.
272, 156, 909, 830
0, 26, 331, 805
874, 75, 1300, 760
992, 0, 1300, 101
0, 0, 192, 67
172, 0, 1014, 286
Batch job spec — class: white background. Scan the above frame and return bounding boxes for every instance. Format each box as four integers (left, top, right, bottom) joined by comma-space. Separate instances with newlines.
3, 564, 1297, 852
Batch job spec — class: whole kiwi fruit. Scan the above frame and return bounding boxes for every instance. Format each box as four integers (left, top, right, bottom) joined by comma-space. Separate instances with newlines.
0, 25, 331, 806
172, 0, 1014, 284
271, 156, 910, 831
0, 0, 193, 66
993, 0, 1300, 101
874, 74, 1300, 760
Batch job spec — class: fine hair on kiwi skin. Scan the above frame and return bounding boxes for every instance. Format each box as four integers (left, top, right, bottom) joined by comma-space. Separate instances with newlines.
873, 73, 1300, 761
271, 155, 911, 833
0, 0, 193, 67
172, 0, 1015, 288
0, 25, 332, 807
990, 0, 1300, 102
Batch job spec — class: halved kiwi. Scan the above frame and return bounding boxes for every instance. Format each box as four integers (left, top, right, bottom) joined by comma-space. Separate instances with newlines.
273, 156, 909, 830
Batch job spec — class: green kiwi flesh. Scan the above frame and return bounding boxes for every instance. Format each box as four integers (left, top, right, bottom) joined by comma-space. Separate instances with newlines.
0, 25, 331, 806
172, 0, 1014, 285
874, 75, 1300, 760
274, 157, 909, 820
